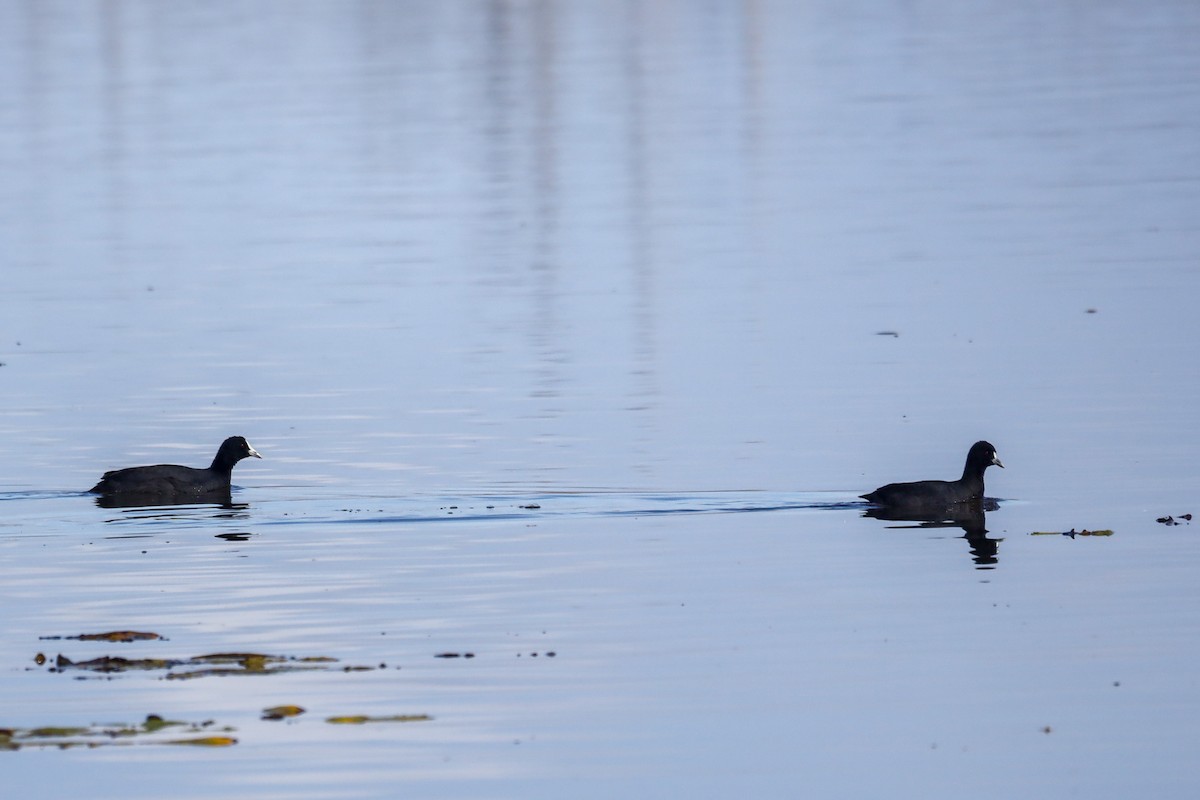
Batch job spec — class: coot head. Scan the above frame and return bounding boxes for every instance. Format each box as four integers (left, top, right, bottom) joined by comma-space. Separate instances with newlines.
212, 436, 262, 470
967, 441, 1004, 472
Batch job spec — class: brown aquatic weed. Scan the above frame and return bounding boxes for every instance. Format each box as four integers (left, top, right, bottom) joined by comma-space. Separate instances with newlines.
0, 715, 235, 750
262, 705, 306, 721
45, 650, 350, 680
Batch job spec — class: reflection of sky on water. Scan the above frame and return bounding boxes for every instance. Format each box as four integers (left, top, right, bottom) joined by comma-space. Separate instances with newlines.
3, 2, 1198, 498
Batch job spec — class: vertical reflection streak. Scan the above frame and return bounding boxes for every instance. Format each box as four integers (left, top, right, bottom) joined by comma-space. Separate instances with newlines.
623, 0, 660, 479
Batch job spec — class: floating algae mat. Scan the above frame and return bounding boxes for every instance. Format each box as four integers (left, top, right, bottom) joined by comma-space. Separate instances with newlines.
39, 650, 362, 679
0, 715, 236, 750
34, 629, 391, 679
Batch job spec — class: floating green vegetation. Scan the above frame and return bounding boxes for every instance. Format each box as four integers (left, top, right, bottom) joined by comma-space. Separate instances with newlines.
174, 652, 333, 679
51, 654, 180, 673
325, 714, 432, 725
1030, 529, 1114, 538
0, 715, 235, 750
43, 651, 364, 680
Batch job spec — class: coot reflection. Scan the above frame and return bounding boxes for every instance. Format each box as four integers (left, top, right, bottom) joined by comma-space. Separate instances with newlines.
864, 500, 1001, 567
90, 436, 261, 508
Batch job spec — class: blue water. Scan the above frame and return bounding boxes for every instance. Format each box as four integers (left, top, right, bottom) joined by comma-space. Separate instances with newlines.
2, 1, 1200, 797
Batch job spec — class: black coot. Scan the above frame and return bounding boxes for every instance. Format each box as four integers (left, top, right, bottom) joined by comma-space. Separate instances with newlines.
90, 436, 261, 504
861, 441, 1003, 511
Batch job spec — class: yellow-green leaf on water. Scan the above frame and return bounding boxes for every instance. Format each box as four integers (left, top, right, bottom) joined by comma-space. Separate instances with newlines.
141, 715, 181, 733
24, 727, 92, 738
326, 714, 432, 725
163, 736, 238, 747
262, 705, 306, 720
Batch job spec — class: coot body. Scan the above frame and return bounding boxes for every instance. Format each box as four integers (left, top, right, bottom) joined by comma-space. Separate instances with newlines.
90, 436, 261, 503
861, 441, 1003, 511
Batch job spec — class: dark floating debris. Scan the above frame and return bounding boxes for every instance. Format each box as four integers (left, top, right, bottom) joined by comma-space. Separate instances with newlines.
434, 652, 475, 659
1156, 514, 1192, 526
875, 331, 900, 338
1030, 529, 1113, 538
519, 504, 541, 510
40, 630, 164, 643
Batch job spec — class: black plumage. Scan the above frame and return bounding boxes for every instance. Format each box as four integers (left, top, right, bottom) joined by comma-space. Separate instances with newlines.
90, 436, 261, 504
861, 440, 1003, 511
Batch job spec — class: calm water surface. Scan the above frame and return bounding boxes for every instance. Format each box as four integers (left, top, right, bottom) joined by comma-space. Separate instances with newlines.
2, 1, 1199, 797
